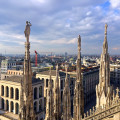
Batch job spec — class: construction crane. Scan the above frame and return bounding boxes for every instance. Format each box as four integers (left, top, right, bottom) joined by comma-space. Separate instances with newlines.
34, 51, 55, 67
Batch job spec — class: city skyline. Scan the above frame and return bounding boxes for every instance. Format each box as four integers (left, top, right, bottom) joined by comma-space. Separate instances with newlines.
0, 0, 120, 55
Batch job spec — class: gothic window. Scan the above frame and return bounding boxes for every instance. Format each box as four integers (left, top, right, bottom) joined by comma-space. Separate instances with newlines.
34, 101, 37, 113
15, 88, 19, 100
46, 79, 48, 87
61, 91, 63, 102
52, 80, 54, 87
6, 100, 9, 111
1, 98, 4, 109
10, 87, 14, 99
11, 101, 14, 112
6, 86, 9, 97
46, 89, 47, 97
61, 80, 63, 89
1, 85, 4, 96
34, 87, 37, 99
39, 99, 42, 111
39, 86, 42, 98
16, 103, 19, 114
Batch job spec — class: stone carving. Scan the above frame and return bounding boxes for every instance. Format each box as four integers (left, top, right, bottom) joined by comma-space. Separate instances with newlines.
24, 21, 32, 42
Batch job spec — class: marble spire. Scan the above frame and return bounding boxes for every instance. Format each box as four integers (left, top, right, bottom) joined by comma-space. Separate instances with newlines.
19, 21, 35, 120
96, 24, 112, 108
54, 64, 61, 120
73, 35, 84, 120
63, 65, 72, 120
45, 68, 55, 120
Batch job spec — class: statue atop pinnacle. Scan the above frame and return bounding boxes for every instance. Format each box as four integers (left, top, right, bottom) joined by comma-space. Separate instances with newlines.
24, 21, 32, 42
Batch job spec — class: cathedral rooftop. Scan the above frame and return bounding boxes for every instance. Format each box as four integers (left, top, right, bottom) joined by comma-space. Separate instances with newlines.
1, 76, 43, 84
3, 76, 22, 83
38, 70, 66, 76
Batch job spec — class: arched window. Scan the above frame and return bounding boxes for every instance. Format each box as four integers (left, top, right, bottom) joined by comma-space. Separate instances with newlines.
15, 88, 19, 100
52, 80, 54, 87
11, 101, 14, 112
1, 85, 4, 96
6, 86, 9, 97
34, 87, 37, 99
16, 103, 19, 114
46, 79, 48, 87
34, 101, 37, 113
10, 88, 14, 99
39, 99, 42, 112
1, 98, 4, 109
6, 100, 9, 111
39, 86, 42, 98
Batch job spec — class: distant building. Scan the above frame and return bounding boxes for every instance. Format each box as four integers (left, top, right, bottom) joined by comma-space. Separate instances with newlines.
1, 59, 16, 73
110, 64, 120, 88
69, 66, 99, 106
1, 70, 23, 80
0, 76, 44, 120
36, 69, 74, 113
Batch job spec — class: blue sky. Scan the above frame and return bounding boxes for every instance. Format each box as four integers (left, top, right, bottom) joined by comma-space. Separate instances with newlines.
0, 0, 120, 55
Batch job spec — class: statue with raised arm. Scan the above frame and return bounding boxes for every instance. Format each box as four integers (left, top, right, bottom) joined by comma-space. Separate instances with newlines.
24, 21, 32, 42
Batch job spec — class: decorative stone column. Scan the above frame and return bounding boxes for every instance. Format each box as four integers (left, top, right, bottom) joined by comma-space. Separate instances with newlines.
9, 101, 11, 112
0, 85, 1, 96
37, 100, 39, 112
14, 88, 16, 100
14, 102, 16, 114
4, 86, 6, 97
4, 100, 7, 111
9, 87, 11, 99
37, 87, 39, 99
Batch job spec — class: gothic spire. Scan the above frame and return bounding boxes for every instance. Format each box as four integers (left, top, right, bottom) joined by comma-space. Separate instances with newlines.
19, 21, 35, 120
103, 23, 108, 54
54, 64, 61, 120
45, 67, 55, 120
77, 35, 82, 83
78, 35, 81, 59
63, 65, 72, 120
73, 35, 84, 120
96, 24, 112, 108
100, 23, 110, 91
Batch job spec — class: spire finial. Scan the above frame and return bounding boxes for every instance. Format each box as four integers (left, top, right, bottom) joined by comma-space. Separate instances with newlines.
78, 35, 81, 51
78, 35, 81, 59
105, 23, 108, 36
103, 24, 108, 54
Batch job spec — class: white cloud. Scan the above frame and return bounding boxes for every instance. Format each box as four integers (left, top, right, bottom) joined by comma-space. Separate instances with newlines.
86, 11, 92, 16
0, 0, 120, 54
110, 0, 120, 9
50, 38, 77, 44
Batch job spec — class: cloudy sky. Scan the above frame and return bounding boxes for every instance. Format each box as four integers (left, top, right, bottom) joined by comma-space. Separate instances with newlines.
0, 0, 120, 55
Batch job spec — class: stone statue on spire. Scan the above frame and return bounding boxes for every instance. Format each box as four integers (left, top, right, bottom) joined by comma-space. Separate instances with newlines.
24, 21, 32, 42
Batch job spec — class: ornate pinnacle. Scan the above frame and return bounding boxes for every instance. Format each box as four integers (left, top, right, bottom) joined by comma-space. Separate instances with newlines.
105, 23, 108, 36
78, 35, 81, 54
65, 64, 69, 86
49, 67, 52, 89
56, 64, 59, 72
103, 24, 108, 54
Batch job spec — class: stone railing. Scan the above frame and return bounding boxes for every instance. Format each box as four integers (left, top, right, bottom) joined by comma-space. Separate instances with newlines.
83, 88, 120, 120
